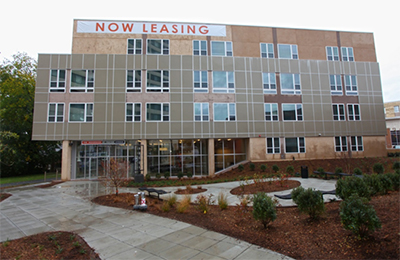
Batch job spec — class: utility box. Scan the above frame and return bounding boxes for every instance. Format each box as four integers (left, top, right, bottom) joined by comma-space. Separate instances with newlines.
301, 166, 309, 179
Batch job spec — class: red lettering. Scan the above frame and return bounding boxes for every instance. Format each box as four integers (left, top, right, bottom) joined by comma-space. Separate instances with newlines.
122, 23, 134, 32
108, 23, 119, 32
96, 23, 105, 32
187, 25, 195, 34
181, 25, 184, 33
143, 24, 148, 33
160, 24, 169, 33
172, 25, 178, 33
151, 24, 157, 33
199, 26, 209, 35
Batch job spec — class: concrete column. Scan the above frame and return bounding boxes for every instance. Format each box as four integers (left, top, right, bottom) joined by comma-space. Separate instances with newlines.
61, 140, 72, 180
141, 140, 147, 176
208, 138, 215, 176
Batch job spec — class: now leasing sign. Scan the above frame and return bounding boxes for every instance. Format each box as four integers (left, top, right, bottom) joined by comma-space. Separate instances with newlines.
77, 21, 226, 36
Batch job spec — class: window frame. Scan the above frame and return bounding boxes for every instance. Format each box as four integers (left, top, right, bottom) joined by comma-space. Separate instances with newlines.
146, 103, 170, 122
194, 103, 209, 121
146, 70, 169, 92
282, 103, 303, 121
341, 47, 354, 61
394, 106, 399, 113
260, 43, 274, 58
329, 74, 342, 95
280, 73, 301, 95
69, 103, 93, 122
70, 70, 94, 93
126, 103, 141, 122
262, 72, 277, 94
332, 104, 346, 121
264, 103, 279, 121
211, 41, 233, 56
326, 46, 339, 61
285, 137, 305, 153
344, 75, 358, 95
266, 137, 280, 154
147, 39, 169, 55
193, 40, 207, 56
127, 39, 142, 54
335, 136, 348, 152
350, 136, 363, 151
50, 69, 66, 92
193, 71, 208, 93
126, 70, 142, 92
213, 103, 236, 121
48, 103, 64, 122
278, 44, 298, 59
348, 104, 361, 121
212, 71, 235, 93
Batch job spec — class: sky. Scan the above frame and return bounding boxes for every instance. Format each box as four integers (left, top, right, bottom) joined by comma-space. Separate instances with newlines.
1, 0, 398, 102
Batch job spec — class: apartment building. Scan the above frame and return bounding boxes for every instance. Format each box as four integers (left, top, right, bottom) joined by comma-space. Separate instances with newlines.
384, 101, 400, 148
32, 20, 387, 180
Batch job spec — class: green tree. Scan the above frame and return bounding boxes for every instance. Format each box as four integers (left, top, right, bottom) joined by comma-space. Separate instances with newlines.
0, 53, 59, 177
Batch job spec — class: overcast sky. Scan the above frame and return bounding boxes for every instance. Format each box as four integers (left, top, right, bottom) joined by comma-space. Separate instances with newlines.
1, 0, 398, 102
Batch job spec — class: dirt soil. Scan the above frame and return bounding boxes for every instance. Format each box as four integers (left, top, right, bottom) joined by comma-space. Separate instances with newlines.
175, 187, 207, 195
230, 180, 300, 195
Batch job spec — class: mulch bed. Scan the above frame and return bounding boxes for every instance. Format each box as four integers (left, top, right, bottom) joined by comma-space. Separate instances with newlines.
175, 187, 207, 195
0, 193, 12, 202
230, 180, 300, 195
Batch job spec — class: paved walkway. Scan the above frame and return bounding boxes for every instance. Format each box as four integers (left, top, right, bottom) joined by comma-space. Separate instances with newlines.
0, 178, 337, 259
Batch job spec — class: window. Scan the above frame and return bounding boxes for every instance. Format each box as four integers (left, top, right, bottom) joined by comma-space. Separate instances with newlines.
330, 75, 342, 95
213, 103, 236, 121
147, 39, 169, 55
126, 70, 141, 92
282, 104, 303, 121
344, 75, 357, 95
266, 137, 280, 154
213, 71, 234, 93
281, 74, 301, 94
194, 103, 209, 121
126, 103, 141, 122
350, 136, 363, 151
50, 70, 66, 92
326, 46, 339, 61
332, 104, 345, 121
264, 103, 278, 121
341, 47, 354, 61
211, 41, 232, 56
146, 103, 169, 121
70, 70, 94, 92
127, 39, 142, 54
285, 137, 305, 153
278, 44, 298, 59
394, 106, 399, 113
260, 43, 274, 58
48, 103, 64, 122
193, 40, 207, 56
335, 136, 348, 152
193, 71, 208, 92
147, 70, 169, 92
262, 73, 277, 94
348, 104, 361, 121
391, 130, 400, 147
69, 103, 93, 122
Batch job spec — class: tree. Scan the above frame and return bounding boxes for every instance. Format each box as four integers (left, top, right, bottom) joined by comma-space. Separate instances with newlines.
100, 158, 128, 196
0, 53, 60, 177
252, 192, 277, 228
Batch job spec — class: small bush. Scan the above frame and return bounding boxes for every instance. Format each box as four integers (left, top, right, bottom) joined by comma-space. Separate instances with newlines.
386, 172, 400, 191
164, 171, 170, 179
238, 164, 244, 172
291, 186, 305, 202
340, 194, 381, 238
272, 164, 279, 173
145, 174, 152, 181
155, 172, 161, 179
217, 192, 228, 210
195, 194, 214, 214
286, 165, 295, 175
252, 192, 277, 228
336, 176, 371, 201
377, 174, 393, 193
161, 201, 171, 212
177, 172, 184, 180
176, 195, 191, 213
260, 164, 267, 172
373, 163, 384, 174
363, 174, 384, 196
249, 163, 256, 171
316, 167, 325, 174
353, 167, 362, 175
335, 167, 343, 174
392, 161, 400, 171
291, 187, 325, 219
167, 194, 177, 207
186, 171, 193, 179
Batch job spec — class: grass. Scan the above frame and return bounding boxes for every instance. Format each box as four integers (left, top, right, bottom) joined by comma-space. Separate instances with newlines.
0, 172, 59, 185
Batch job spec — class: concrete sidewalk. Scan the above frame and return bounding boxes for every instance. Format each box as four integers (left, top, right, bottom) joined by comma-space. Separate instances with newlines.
0, 181, 296, 260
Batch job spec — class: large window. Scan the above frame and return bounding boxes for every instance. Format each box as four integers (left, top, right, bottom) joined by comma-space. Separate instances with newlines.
194, 103, 209, 121
193, 71, 208, 92
211, 41, 232, 56
214, 139, 246, 172
50, 70, 65, 92
69, 103, 93, 122
341, 47, 354, 61
214, 103, 236, 121
146, 103, 169, 121
213, 71, 234, 93
262, 73, 276, 94
126, 70, 141, 92
348, 104, 361, 121
281, 74, 301, 94
350, 136, 363, 151
330, 75, 342, 95
48, 103, 64, 122
282, 104, 303, 121
285, 137, 305, 153
266, 137, 280, 154
264, 103, 278, 121
147, 70, 169, 92
127, 39, 142, 54
391, 130, 400, 147
335, 136, 348, 152
70, 70, 94, 92
260, 43, 274, 58
344, 75, 357, 95
126, 103, 141, 122
193, 40, 207, 56
147, 39, 169, 55
332, 104, 345, 121
278, 44, 298, 59
326, 46, 339, 61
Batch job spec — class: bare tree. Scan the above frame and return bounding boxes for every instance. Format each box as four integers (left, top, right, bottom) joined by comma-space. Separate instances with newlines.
100, 158, 128, 196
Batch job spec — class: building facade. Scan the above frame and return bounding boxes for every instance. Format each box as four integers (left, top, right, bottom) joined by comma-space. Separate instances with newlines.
32, 20, 387, 180
384, 101, 400, 148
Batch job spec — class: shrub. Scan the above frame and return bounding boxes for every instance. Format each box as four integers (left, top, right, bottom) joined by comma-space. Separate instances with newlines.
217, 192, 228, 210
373, 163, 384, 174
386, 172, 400, 191
272, 164, 279, 173
238, 164, 244, 172
353, 167, 362, 175
249, 163, 256, 171
316, 167, 325, 174
176, 195, 191, 213
167, 194, 177, 207
362, 174, 384, 196
260, 164, 267, 172
145, 174, 152, 181
164, 171, 170, 179
291, 187, 325, 219
340, 194, 381, 238
252, 192, 277, 228
291, 186, 305, 202
286, 165, 295, 175
161, 201, 171, 212
393, 161, 400, 171
177, 172, 184, 180
336, 176, 371, 201
186, 171, 193, 179
195, 194, 214, 214
155, 172, 161, 179
377, 174, 393, 193
335, 167, 343, 174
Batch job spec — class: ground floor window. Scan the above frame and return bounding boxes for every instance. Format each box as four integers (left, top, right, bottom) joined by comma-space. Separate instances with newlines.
214, 138, 246, 172
391, 130, 400, 147
285, 137, 305, 153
